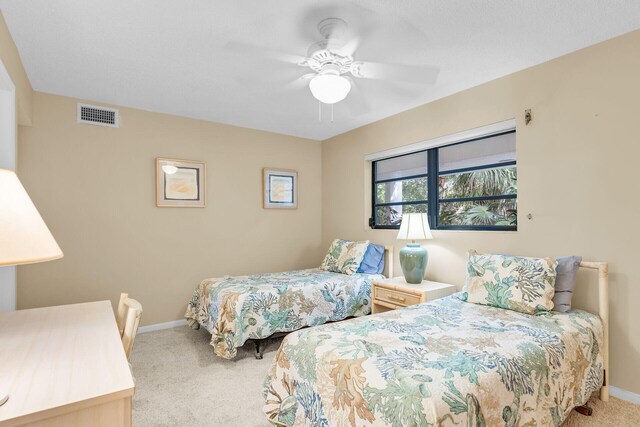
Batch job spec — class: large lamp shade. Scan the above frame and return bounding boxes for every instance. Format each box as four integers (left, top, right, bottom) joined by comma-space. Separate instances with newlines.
0, 169, 63, 266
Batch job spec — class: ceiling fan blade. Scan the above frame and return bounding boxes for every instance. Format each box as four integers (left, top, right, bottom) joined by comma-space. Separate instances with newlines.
344, 78, 370, 117
351, 61, 440, 85
284, 73, 316, 91
224, 41, 307, 65
333, 36, 361, 57
369, 78, 423, 101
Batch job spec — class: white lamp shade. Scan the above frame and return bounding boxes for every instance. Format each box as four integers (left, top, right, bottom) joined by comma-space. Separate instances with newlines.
0, 169, 63, 266
397, 213, 433, 241
309, 74, 351, 104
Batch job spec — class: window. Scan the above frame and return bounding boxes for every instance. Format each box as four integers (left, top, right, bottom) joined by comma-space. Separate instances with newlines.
371, 130, 516, 230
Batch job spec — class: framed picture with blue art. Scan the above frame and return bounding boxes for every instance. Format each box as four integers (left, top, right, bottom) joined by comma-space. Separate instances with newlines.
263, 168, 298, 209
156, 158, 206, 207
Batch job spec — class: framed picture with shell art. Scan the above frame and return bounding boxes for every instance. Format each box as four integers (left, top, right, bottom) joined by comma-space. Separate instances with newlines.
156, 158, 206, 207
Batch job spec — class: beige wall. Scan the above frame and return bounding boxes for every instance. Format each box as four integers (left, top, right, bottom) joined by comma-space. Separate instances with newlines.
322, 29, 640, 394
17, 92, 323, 325
0, 10, 32, 126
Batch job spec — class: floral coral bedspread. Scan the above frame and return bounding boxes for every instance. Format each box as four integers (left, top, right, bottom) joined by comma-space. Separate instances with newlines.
263, 295, 604, 427
185, 269, 383, 359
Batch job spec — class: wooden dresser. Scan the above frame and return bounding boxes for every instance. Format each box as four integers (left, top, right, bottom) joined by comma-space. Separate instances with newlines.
0, 301, 135, 426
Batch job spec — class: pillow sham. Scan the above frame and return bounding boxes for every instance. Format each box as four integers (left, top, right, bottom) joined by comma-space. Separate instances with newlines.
552, 256, 582, 312
319, 239, 370, 275
319, 239, 351, 273
337, 240, 370, 275
460, 250, 558, 315
357, 244, 385, 274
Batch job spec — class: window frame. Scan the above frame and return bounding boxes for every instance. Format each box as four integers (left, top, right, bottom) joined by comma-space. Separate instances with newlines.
370, 130, 517, 231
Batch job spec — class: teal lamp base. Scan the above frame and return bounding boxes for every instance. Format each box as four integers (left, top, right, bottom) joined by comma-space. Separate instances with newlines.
399, 243, 428, 284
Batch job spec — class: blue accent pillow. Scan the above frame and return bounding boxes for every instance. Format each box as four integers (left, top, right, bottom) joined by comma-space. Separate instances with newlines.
357, 244, 385, 274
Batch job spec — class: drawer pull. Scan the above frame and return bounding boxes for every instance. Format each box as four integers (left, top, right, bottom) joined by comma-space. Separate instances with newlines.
388, 295, 406, 303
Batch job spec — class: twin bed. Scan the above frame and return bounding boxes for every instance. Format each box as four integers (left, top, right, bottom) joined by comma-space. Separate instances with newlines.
184, 243, 609, 426
185, 245, 393, 359
263, 261, 609, 426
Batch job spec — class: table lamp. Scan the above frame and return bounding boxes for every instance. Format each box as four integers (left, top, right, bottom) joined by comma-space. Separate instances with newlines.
397, 213, 433, 284
0, 169, 63, 406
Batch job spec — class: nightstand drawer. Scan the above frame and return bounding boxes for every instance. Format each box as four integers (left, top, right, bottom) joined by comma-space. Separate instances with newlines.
374, 287, 421, 307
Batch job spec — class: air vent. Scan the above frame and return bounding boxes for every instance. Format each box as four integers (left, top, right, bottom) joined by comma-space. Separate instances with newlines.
77, 103, 119, 128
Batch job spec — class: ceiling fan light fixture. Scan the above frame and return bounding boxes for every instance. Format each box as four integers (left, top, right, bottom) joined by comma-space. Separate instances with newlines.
309, 74, 351, 104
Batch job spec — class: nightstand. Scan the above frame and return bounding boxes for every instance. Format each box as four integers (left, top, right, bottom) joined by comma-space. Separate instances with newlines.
371, 277, 456, 314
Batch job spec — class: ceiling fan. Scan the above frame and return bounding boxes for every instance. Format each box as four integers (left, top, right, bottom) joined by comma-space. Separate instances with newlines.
227, 17, 439, 110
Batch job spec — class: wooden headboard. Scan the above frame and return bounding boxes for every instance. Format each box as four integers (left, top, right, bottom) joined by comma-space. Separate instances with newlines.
383, 246, 394, 278
578, 261, 609, 402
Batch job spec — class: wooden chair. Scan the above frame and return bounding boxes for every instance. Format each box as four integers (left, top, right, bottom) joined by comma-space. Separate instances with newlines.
116, 293, 143, 358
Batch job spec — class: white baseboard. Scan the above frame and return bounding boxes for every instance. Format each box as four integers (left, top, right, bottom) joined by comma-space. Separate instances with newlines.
138, 319, 188, 334
610, 386, 640, 404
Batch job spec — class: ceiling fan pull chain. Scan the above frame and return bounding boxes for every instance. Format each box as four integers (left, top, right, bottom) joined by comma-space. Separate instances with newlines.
318, 100, 321, 122
331, 103, 334, 123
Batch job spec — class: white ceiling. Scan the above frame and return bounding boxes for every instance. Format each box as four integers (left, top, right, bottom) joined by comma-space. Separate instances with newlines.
1, 1, 639, 141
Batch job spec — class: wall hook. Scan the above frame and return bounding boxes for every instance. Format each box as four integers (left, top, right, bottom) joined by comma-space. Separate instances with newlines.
525, 109, 532, 125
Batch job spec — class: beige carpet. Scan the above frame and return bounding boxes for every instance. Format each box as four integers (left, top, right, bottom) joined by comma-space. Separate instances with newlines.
130, 326, 640, 427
